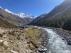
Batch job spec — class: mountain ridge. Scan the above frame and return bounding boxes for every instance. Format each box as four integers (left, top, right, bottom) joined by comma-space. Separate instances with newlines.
0, 7, 33, 27
30, 0, 71, 30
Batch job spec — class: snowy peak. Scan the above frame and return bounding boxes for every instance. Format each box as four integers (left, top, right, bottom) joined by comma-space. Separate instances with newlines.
4, 9, 31, 18
0, 7, 33, 18
4, 9, 15, 15
16, 13, 33, 18
0, 7, 33, 26
17, 13, 26, 18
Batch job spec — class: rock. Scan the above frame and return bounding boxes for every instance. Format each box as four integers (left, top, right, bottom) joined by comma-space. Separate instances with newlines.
3, 41, 9, 46
67, 39, 71, 45
0, 40, 3, 43
10, 50, 18, 53
3, 35, 7, 38
0, 40, 3, 46
3, 41, 9, 49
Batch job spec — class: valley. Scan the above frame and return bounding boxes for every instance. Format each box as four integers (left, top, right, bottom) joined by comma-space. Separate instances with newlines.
0, 0, 71, 53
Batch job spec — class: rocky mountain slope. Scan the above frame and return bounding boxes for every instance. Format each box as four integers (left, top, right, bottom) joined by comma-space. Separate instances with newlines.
30, 0, 71, 30
0, 8, 33, 27
0, 16, 16, 28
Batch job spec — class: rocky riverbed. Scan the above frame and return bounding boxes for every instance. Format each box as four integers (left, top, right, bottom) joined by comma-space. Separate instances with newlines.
0, 27, 47, 53
53, 28, 71, 45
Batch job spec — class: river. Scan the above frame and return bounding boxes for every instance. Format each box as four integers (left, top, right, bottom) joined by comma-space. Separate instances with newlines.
43, 28, 71, 53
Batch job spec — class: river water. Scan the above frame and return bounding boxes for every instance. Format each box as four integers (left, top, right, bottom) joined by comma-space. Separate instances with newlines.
43, 28, 71, 53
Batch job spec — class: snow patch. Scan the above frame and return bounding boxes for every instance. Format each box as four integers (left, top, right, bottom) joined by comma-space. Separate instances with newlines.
4, 9, 14, 14
16, 13, 29, 18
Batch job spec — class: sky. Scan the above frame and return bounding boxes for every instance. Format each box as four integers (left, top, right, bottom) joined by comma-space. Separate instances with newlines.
0, 0, 64, 16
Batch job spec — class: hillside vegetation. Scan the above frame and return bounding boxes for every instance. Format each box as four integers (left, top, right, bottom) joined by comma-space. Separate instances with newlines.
30, 0, 71, 30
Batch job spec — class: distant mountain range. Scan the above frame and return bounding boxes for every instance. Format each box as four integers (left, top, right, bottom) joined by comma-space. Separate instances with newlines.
4, 8, 33, 18
0, 7, 33, 27
30, 0, 71, 30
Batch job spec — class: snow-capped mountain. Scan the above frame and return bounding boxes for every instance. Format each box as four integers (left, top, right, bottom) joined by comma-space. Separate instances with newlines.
16, 13, 33, 18
4, 8, 33, 18
0, 7, 33, 26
